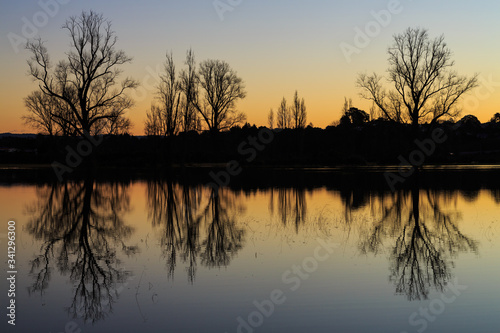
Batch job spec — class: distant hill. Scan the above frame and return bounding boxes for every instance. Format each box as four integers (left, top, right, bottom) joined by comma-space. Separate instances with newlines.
0, 133, 148, 139
0, 133, 37, 139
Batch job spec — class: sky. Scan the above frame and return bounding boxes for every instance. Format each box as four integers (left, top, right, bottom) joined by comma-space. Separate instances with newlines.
1, 0, 499, 135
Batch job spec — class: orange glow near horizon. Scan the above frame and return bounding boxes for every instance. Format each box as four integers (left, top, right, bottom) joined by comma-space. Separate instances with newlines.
2, 87, 498, 136
2, 69, 499, 136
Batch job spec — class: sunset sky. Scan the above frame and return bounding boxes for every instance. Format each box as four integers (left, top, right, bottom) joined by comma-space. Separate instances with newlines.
1, 0, 499, 135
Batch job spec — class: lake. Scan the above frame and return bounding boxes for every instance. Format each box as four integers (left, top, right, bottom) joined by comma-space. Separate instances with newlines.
0, 167, 499, 333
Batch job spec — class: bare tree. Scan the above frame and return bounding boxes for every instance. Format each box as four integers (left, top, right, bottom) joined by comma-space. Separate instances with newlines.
144, 105, 163, 136
357, 27, 478, 134
276, 97, 291, 129
23, 91, 61, 135
179, 49, 200, 132
144, 52, 182, 136
104, 113, 132, 135
194, 59, 246, 133
369, 103, 379, 121
268, 108, 274, 129
341, 97, 353, 115
179, 99, 199, 132
158, 51, 182, 136
146, 50, 245, 134
26, 11, 137, 136
23, 90, 78, 135
291, 91, 307, 129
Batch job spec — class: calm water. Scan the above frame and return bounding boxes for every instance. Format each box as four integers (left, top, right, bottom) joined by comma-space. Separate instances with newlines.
0, 168, 499, 333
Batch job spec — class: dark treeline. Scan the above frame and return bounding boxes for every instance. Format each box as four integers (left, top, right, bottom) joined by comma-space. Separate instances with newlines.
2, 117, 500, 167
2, 164, 500, 197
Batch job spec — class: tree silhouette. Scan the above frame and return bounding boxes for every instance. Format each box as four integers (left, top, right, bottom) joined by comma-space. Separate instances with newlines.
340, 107, 370, 126
25, 176, 137, 322
144, 52, 183, 136
291, 91, 307, 129
357, 27, 478, 134
341, 97, 354, 115
457, 114, 482, 134
276, 97, 291, 129
191, 59, 247, 133
490, 112, 500, 124
179, 49, 201, 132
26, 11, 137, 136
23, 91, 73, 135
268, 108, 275, 129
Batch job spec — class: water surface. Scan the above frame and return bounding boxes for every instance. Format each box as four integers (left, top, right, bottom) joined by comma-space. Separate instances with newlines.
0, 168, 499, 332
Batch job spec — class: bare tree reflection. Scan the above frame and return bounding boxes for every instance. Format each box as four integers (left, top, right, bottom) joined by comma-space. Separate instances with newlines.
26, 177, 137, 323
390, 188, 449, 300
147, 181, 245, 282
357, 190, 407, 255
489, 189, 500, 204
350, 178, 478, 300
268, 187, 307, 232
200, 187, 245, 267
147, 181, 203, 282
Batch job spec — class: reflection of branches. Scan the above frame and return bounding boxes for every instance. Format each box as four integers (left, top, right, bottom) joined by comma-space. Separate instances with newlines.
26, 178, 136, 323
489, 189, 500, 204
341, 189, 370, 234
353, 185, 478, 300
200, 188, 244, 268
425, 190, 478, 256
147, 181, 202, 282
147, 181, 245, 282
390, 189, 449, 300
358, 190, 406, 255
269, 188, 307, 232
